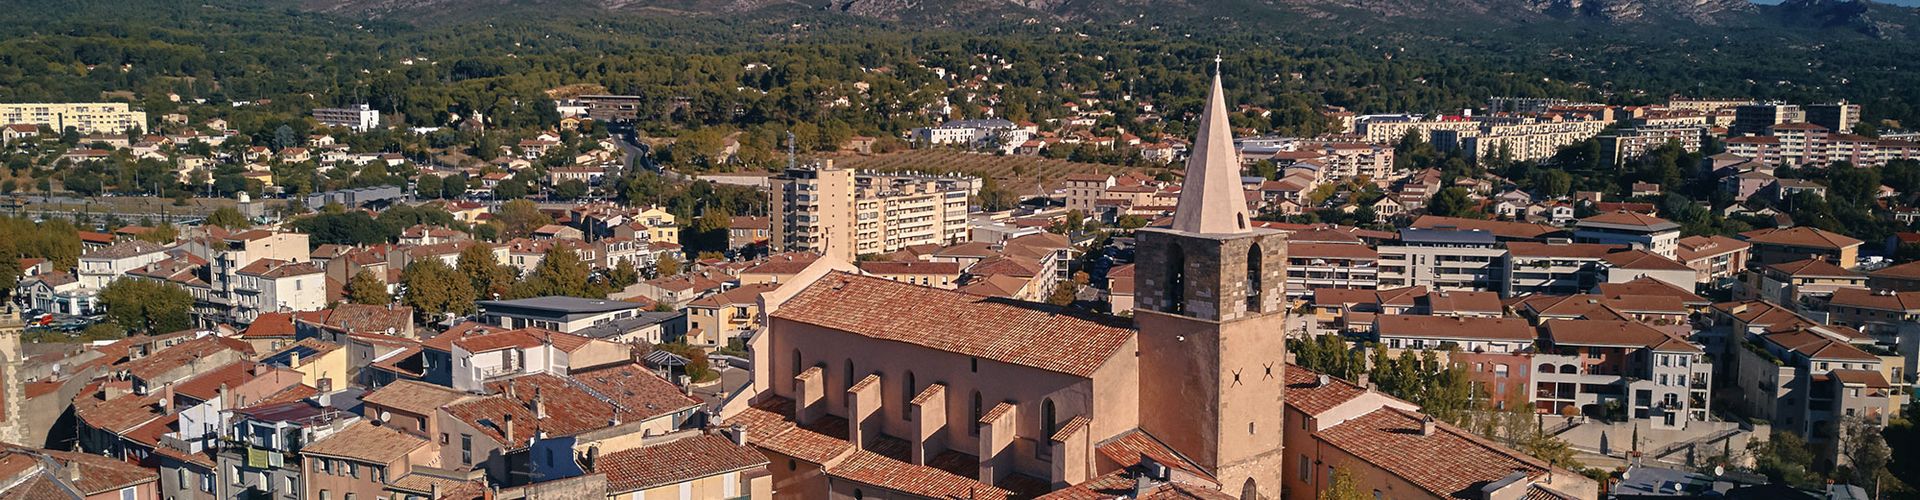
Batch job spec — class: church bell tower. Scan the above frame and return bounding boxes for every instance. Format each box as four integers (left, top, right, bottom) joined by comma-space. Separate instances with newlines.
1134, 60, 1289, 500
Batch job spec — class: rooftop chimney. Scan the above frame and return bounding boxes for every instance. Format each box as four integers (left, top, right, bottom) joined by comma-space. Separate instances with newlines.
503, 414, 515, 444
288, 351, 300, 367
532, 388, 546, 419
1357, 373, 1371, 389
65, 460, 81, 483
729, 424, 747, 447
1132, 472, 1153, 498
1420, 415, 1438, 436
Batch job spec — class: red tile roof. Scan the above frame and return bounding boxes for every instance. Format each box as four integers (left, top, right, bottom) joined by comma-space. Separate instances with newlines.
1374, 315, 1536, 342
1740, 226, 1864, 250
1316, 407, 1552, 499
301, 420, 429, 464
1544, 320, 1701, 352
825, 449, 1013, 499
774, 272, 1134, 378
598, 433, 768, 493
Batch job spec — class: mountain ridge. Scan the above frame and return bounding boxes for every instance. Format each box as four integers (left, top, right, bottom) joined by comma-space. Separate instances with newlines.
291, 0, 1919, 39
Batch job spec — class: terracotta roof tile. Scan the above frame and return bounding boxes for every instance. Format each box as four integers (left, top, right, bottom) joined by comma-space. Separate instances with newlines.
1374, 315, 1536, 342
1316, 407, 1551, 499
774, 272, 1134, 378
1740, 226, 1864, 251
826, 449, 1012, 499
1544, 320, 1701, 352
361, 380, 473, 416
598, 433, 767, 493
301, 420, 428, 463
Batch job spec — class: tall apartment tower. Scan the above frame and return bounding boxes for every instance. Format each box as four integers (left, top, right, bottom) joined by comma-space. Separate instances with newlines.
770, 160, 857, 262
1731, 103, 1805, 136
1133, 65, 1290, 499
1807, 102, 1862, 134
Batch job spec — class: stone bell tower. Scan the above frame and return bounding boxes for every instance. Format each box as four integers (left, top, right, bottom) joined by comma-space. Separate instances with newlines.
0, 305, 26, 446
1134, 60, 1290, 500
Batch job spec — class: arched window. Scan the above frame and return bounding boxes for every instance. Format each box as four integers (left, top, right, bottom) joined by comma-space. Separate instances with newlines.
1561, 364, 1578, 374
1165, 243, 1186, 315
970, 392, 983, 436
844, 360, 856, 390
1538, 363, 1554, 374
1240, 478, 1258, 500
1041, 399, 1058, 439
1039, 399, 1058, 460
1246, 243, 1263, 314
902, 371, 917, 422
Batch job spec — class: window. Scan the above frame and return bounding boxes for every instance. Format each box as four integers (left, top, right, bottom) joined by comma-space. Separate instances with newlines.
177, 468, 188, 484
1297, 455, 1309, 481
285, 477, 296, 494
792, 350, 803, 379
1039, 399, 1058, 459
1246, 244, 1263, 313
199, 472, 214, 492
418, 418, 427, 432
121, 487, 136, 500
970, 392, 983, 436
461, 434, 473, 464
440, 433, 449, 445
1166, 243, 1186, 315
844, 360, 856, 390
903, 371, 917, 422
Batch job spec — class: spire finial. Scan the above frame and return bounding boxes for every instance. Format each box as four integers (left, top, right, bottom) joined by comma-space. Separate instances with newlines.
1213, 53, 1222, 75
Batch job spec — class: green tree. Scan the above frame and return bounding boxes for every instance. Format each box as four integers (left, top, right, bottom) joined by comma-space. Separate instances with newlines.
553, 179, 588, 200
400, 259, 476, 324
1750, 431, 1818, 488
516, 245, 601, 298
290, 211, 395, 246
976, 177, 1021, 212
1839, 416, 1891, 490
1425, 187, 1481, 219
345, 269, 391, 305
415, 174, 444, 199
496, 199, 551, 239
98, 279, 193, 334
457, 243, 515, 299
654, 253, 682, 277
135, 222, 179, 244
1046, 279, 1081, 307
608, 259, 640, 289
1319, 467, 1367, 500
206, 206, 251, 229
651, 342, 716, 383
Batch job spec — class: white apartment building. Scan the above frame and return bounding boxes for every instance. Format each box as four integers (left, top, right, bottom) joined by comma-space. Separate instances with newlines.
76, 240, 170, 290
1435, 116, 1611, 163
231, 260, 327, 324
1377, 228, 1507, 292
312, 104, 381, 132
1355, 115, 1481, 144
0, 103, 148, 134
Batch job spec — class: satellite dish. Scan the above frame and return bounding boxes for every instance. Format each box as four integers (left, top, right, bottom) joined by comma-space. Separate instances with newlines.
1713, 465, 1724, 477
379, 411, 391, 422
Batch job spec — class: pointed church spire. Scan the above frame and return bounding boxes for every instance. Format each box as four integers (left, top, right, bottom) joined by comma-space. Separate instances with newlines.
1170, 61, 1253, 234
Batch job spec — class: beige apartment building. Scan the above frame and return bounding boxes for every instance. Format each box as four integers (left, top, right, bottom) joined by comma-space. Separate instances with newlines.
770, 160, 974, 260
1434, 116, 1611, 162
0, 102, 148, 134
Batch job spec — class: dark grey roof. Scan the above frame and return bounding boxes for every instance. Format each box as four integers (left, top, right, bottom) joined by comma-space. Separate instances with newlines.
573, 312, 685, 340
1397, 228, 1497, 245
478, 296, 644, 315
